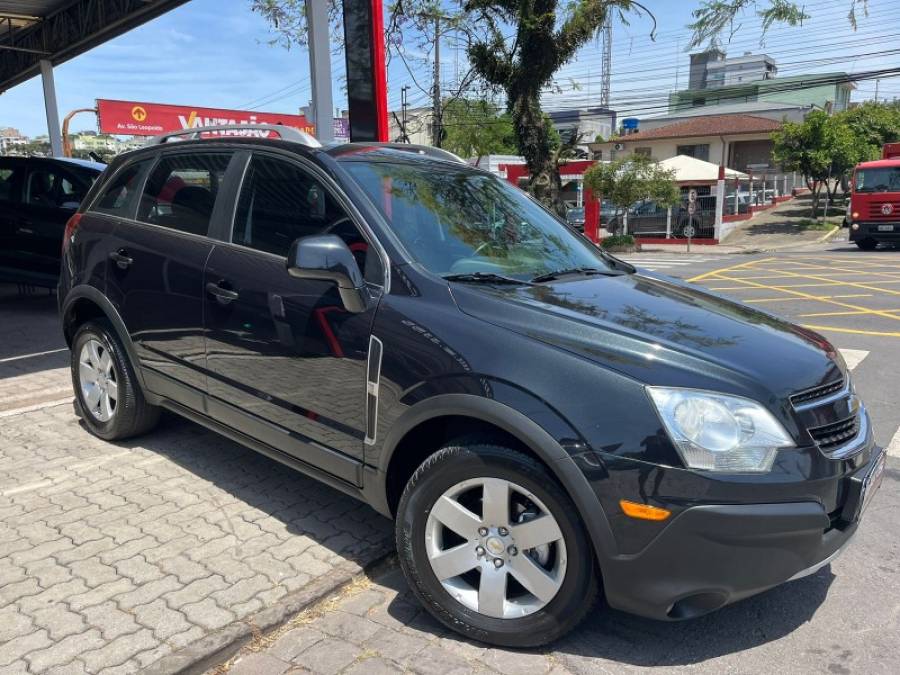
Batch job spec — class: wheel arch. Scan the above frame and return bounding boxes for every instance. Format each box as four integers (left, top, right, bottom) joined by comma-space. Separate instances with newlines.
61, 285, 150, 396
374, 393, 619, 565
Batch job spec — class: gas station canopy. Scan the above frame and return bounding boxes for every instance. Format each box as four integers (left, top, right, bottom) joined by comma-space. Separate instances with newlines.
0, 0, 188, 94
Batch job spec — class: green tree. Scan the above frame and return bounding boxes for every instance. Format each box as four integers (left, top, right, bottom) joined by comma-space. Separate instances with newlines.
688, 0, 868, 47
440, 99, 516, 164
583, 155, 680, 231
465, 0, 643, 213
836, 101, 900, 161
772, 110, 865, 218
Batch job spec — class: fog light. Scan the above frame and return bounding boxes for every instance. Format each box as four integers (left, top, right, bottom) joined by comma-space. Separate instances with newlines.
620, 500, 671, 521
852, 211, 859, 218
852, 223, 860, 230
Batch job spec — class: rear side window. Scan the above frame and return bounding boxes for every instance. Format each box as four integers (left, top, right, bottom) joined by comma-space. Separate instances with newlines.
138, 153, 230, 236
0, 165, 23, 204
93, 160, 151, 217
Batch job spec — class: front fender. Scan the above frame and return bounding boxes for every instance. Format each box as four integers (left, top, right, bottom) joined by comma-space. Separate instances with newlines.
368, 386, 620, 567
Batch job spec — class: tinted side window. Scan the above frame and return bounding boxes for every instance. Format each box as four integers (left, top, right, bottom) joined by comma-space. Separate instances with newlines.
233, 155, 382, 282
0, 164, 22, 204
26, 168, 69, 207
93, 160, 151, 217
138, 153, 230, 236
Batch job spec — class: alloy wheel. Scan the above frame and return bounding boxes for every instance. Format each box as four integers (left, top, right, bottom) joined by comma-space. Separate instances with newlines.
424, 477, 567, 619
78, 338, 118, 422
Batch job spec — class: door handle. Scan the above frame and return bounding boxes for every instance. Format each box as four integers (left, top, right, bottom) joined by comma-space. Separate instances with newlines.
109, 249, 133, 269
206, 281, 239, 303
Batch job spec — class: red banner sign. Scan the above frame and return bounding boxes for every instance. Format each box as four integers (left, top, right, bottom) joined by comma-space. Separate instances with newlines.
96, 99, 315, 137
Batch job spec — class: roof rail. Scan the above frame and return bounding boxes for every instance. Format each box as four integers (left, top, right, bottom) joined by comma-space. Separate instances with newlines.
367, 142, 466, 164
148, 124, 321, 148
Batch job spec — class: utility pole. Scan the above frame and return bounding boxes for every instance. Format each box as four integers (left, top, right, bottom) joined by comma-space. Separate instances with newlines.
401, 85, 410, 143
432, 14, 442, 147
875, 78, 880, 103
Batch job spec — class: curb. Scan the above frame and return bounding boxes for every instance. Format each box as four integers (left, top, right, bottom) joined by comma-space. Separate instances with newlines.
732, 226, 841, 254
141, 546, 394, 675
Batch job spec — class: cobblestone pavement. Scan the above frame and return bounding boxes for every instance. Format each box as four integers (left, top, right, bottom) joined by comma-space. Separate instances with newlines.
219, 460, 900, 675
0, 403, 392, 674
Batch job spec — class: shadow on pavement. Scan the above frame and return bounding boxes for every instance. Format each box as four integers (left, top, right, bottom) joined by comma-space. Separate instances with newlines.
376, 557, 833, 666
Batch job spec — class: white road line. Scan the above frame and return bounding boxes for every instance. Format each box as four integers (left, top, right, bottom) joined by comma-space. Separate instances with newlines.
0, 397, 72, 418
887, 426, 900, 458
839, 348, 869, 372
0, 348, 67, 364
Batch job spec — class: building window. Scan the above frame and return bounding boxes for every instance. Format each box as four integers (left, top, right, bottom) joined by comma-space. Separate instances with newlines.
634, 147, 652, 158
676, 144, 710, 162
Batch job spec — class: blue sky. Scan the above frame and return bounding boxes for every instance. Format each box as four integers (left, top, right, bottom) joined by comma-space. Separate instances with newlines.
1, 0, 897, 137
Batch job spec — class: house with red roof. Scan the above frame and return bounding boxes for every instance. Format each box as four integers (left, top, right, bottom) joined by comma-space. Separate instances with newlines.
588, 114, 784, 173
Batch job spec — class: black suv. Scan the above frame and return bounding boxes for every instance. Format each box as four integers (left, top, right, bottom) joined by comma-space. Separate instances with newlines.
59, 125, 885, 647
1, 156, 104, 287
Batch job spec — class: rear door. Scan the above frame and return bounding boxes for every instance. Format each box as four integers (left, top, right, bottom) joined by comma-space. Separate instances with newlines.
203, 152, 385, 483
105, 150, 238, 403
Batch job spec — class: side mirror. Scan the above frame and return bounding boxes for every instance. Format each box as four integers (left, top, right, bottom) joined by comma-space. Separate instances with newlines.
287, 234, 368, 313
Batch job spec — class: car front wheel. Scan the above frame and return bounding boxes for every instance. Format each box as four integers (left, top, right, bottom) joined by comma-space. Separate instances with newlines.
396, 442, 598, 648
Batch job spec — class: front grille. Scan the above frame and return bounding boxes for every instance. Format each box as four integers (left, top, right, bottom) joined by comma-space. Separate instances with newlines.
867, 201, 900, 220
791, 378, 844, 407
809, 414, 860, 454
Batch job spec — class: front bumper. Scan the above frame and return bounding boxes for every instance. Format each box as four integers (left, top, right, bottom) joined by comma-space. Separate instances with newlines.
601, 446, 886, 620
850, 221, 900, 241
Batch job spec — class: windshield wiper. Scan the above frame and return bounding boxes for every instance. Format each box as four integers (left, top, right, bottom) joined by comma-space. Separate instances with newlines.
443, 272, 534, 285
530, 267, 626, 283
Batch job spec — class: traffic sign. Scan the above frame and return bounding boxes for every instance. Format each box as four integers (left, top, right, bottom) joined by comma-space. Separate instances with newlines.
688, 189, 697, 203
687, 201, 696, 215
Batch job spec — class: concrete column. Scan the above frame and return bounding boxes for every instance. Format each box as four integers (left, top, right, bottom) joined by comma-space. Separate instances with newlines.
306, 0, 334, 143
714, 165, 725, 240
40, 60, 63, 157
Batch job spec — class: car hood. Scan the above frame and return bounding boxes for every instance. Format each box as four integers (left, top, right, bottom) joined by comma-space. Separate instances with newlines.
450, 272, 843, 401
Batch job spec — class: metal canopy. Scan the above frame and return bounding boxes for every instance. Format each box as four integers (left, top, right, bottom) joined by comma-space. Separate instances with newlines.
0, 0, 189, 93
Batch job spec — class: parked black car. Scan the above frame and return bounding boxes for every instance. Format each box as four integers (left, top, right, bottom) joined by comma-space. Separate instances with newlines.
59, 126, 884, 648
0, 156, 105, 287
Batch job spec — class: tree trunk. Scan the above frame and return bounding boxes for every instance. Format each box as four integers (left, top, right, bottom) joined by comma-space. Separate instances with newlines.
509, 86, 562, 214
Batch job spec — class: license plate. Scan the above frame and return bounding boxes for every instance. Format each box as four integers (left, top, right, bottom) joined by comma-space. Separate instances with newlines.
878, 224, 894, 232
859, 451, 886, 519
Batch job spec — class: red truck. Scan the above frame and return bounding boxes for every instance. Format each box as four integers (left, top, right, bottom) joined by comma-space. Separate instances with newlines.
847, 143, 900, 250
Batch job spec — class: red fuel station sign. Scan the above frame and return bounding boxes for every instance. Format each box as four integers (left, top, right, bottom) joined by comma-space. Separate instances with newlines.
96, 99, 315, 137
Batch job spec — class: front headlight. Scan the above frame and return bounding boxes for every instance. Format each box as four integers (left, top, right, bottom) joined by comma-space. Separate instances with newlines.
647, 387, 795, 472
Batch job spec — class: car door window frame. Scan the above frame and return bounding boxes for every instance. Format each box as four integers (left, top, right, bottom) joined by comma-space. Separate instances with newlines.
135, 149, 236, 238
221, 149, 390, 291
0, 160, 24, 205
86, 157, 156, 221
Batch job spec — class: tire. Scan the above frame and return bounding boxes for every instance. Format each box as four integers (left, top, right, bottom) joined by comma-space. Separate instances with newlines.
856, 238, 878, 251
71, 319, 160, 441
396, 443, 598, 648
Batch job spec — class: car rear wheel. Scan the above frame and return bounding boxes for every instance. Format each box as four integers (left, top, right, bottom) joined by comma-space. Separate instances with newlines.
396, 442, 598, 647
71, 320, 160, 441
856, 238, 878, 250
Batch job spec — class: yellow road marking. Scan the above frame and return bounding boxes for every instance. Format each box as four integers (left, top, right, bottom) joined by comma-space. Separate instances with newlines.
781, 259, 900, 283
746, 294, 873, 303
708, 272, 899, 319
726, 265, 900, 299
687, 257, 775, 283
710, 279, 900, 291
799, 309, 900, 318
802, 324, 900, 337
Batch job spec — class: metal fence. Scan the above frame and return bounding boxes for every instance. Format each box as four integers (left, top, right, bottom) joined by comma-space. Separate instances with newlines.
723, 172, 803, 216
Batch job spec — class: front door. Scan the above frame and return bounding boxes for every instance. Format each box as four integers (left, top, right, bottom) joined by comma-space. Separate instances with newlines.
0, 159, 25, 280
203, 153, 384, 484
106, 151, 235, 399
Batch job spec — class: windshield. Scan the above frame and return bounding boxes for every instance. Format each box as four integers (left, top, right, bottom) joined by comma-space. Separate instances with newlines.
855, 167, 900, 193
341, 158, 615, 280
